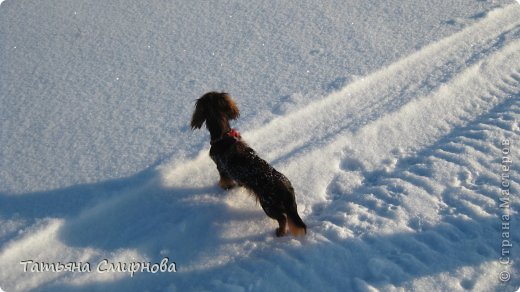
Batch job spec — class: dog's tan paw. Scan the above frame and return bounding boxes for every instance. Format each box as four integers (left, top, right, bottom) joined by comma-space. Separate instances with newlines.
275, 227, 287, 237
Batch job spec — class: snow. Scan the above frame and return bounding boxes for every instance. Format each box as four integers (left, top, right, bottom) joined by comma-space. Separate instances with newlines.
1, 1, 519, 291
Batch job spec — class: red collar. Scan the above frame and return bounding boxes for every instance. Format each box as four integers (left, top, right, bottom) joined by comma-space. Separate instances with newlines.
227, 128, 241, 139
211, 128, 241, 145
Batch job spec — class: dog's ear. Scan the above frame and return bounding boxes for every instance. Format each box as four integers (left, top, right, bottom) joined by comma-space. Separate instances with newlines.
191, 98, 206, 129
223, 93, 240, 120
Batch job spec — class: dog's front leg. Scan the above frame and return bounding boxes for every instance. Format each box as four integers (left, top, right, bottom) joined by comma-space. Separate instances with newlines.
216, 164, 237, 190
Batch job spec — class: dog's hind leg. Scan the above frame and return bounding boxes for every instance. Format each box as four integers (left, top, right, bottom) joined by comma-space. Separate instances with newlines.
286, 205, 307, 236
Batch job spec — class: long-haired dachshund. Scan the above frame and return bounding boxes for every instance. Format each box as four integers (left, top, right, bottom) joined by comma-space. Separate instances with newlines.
191, 92, 307, 237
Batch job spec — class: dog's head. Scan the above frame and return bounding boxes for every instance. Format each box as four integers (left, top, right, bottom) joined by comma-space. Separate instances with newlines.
191, 92, 240, 129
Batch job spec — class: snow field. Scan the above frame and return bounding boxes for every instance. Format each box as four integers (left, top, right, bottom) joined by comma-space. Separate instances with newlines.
0, 1, 519, 291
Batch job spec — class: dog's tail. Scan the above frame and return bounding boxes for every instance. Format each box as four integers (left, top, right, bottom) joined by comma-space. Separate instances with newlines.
286, 206, 307, 236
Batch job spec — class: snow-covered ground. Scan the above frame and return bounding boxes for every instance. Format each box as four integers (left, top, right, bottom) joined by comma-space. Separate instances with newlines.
1, 1, 519, 291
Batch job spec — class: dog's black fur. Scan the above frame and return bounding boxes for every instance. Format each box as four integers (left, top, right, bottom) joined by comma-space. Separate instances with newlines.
191, 92, 307, 236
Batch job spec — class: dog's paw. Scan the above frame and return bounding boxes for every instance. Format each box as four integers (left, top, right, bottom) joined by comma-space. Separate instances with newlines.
275, 228, 287, 237
219, 178, 237, 190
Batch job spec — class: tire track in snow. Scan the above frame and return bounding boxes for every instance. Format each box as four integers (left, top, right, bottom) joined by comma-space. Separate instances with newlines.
323, 96, 519, 234
313, 97, 519, 291
283, 37, 520, 213
243, 4, 520, 163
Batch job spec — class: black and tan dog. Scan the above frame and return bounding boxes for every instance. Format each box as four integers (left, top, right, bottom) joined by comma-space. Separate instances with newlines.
191, 92, 307, 237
